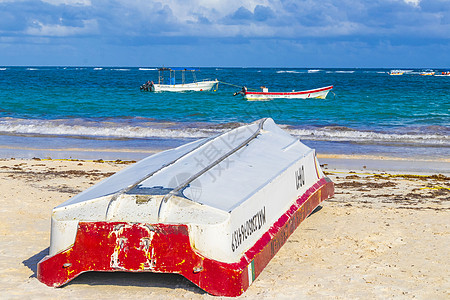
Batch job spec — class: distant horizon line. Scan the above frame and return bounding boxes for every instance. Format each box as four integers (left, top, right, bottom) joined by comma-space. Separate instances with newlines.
1, 65, 449, 70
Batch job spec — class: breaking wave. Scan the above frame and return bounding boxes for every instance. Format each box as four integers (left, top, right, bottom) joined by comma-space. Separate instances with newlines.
287, 126, 449, 146
276, 70, 301, 74
0, 118, 448, 147
0, 118, 219, 140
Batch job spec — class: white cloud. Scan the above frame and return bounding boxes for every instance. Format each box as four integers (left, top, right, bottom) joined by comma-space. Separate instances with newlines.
26, 19, 98, 36
41, 0, 91, 5
403, 0, 421, 7
123, 0, 272, 24
1, 0, 448, 43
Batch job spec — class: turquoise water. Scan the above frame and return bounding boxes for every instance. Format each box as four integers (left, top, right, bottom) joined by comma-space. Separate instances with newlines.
0, 67, 448, 160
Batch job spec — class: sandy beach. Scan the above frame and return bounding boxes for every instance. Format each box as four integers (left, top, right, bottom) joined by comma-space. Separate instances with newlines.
0, 156, 448, 299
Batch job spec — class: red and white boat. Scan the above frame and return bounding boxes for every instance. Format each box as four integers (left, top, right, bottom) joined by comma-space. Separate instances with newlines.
435, 71, 450, 77
37, 118, 334, 297
237, 85, 333, 100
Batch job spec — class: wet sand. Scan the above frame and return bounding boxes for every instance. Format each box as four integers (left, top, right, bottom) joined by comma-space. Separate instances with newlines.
0, 158, 448, 299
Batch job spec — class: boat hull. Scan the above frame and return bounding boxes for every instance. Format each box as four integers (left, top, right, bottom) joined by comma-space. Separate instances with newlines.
153, 80, 218, 92
244, 85, 333, 100
37, 177, 333, 296
37, 118, 334, 296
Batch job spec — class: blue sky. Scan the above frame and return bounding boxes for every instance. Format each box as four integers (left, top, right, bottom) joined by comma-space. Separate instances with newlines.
1, 0, 449, 67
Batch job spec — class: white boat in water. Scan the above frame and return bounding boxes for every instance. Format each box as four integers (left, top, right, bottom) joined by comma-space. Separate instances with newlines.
435, 71, 450, 77
389, 70, 404, 76
420, 70, 435, 76
140, 67, 218, 92
37, 118, 334, 296
235, 85, 333, 100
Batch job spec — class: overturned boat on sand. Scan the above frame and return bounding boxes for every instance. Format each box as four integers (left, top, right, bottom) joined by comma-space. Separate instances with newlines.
37, 118, 334, 297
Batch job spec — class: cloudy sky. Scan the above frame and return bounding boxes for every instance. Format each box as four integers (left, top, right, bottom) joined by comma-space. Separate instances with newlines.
1, 0, 449, 67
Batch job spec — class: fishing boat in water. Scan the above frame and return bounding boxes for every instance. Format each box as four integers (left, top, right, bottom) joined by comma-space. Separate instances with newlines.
388, 70, 404, 76
435, 71, 450, 77
140, 67, 218, 92
235, 85, 333, 101
37, 118, 334, 297
420, 70, 435, 76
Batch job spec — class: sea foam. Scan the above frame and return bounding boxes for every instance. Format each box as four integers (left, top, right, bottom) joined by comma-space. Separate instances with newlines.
0, 118, 447, 147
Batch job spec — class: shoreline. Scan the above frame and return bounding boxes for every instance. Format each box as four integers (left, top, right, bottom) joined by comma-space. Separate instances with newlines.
0, 158, 448, 298
1, 145, 448, 175
317, 155, 450, 175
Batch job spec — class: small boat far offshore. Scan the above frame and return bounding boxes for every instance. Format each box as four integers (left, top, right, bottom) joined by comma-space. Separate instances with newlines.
389, 70, 404, 76
140, 67, 219, 92
37, 118, 334, 297
435, 71, 450, 77
419, 69, 435, 76
235, 85, 333, 101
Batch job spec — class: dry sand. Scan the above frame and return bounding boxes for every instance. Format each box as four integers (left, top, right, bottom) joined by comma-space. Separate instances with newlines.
0, 158, 448, 299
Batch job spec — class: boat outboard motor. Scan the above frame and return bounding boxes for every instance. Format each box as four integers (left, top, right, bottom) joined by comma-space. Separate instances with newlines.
233, 86, 247, 96
140, 81, 154, 92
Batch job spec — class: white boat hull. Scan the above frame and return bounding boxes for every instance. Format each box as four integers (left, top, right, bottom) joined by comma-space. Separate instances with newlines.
153, 80, 218, 92
37, 118, 334, 296
244, 85, 333, 100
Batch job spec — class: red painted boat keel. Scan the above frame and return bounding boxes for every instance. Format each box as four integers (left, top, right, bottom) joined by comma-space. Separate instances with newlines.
37, 177, 333, 296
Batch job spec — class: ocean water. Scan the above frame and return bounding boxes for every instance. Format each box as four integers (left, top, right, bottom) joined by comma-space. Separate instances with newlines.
0, 67, 448, 160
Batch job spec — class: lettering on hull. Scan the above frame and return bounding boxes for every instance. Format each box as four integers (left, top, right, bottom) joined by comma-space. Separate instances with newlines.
232, 207, 266, 252
295, 165, 305, 190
